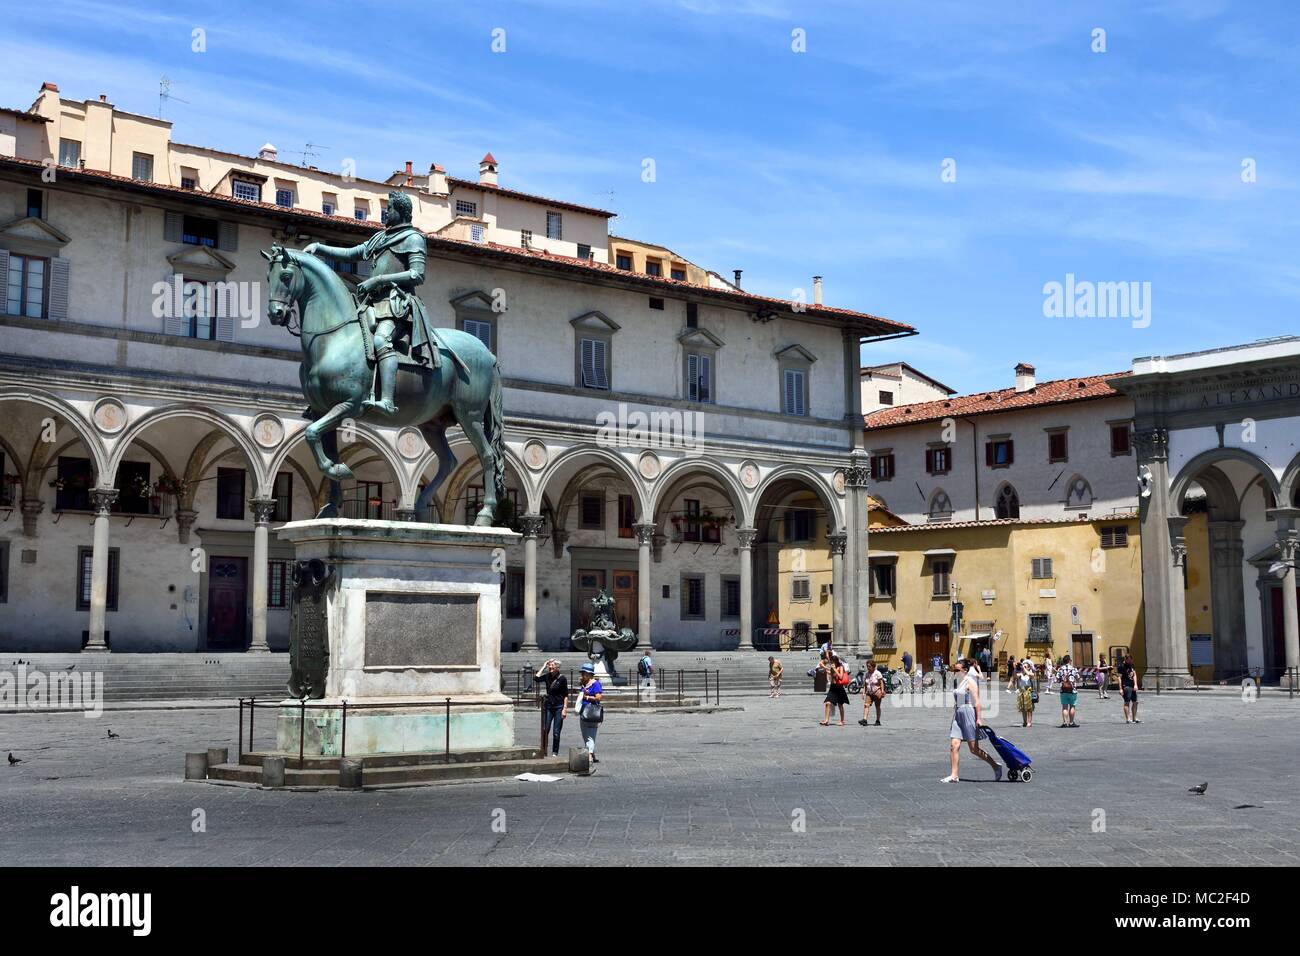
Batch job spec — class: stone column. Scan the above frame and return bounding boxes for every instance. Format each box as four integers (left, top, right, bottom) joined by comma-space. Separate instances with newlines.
247, 497, 277, 654
634, 523, 656, 650
1134, 427, 1192, 687
1267, 507, 1300, 686
175, 507, 198, 545
19, 497, 43, 538
1207, 519, 1247, 678
843, 456, 871, 657
736, 528, 757, 650
828, 532, 847, 648
519, 514, 546, 652
85, 488, 118, 653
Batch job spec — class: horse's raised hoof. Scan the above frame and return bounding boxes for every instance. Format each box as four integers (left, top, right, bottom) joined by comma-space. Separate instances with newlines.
301, 406, 317, 421
362, 399, 398, 416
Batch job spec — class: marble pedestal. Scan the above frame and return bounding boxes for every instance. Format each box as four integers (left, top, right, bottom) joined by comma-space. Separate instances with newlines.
274, 519, 517, 756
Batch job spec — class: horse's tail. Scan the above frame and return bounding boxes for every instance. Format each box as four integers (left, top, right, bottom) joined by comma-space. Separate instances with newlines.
485, 361, 507, 505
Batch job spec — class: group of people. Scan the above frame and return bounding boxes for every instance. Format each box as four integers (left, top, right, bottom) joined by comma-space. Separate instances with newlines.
1003, 652, 1142, 728
533, 649, 655, 771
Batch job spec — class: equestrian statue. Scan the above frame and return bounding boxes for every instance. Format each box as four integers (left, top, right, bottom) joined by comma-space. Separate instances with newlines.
263, 190, 505, 524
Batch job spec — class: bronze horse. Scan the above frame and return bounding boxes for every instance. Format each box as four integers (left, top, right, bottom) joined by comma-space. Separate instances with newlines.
263, 245, 505, 524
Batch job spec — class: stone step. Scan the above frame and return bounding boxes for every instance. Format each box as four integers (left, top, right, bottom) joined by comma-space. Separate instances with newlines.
209, 754, 571, 788
236, 746, 542, 769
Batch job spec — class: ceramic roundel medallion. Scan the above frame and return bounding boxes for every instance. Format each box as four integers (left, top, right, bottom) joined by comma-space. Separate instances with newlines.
523, 439, 548, 471
252, 413, 285, 449
396, 427, 426, 460
738, 460, 760, 490
91, 398, 127, 435
638, 451, 661, 481
832, 469, 847, 496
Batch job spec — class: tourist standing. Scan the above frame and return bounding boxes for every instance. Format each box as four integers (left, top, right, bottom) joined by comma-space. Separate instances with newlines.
820, 654, 849, 726
902, 650, 913, 675
1008, 658, 1035, 728
1042, 654, 1056, 690
1057, 655, 1081, 727
942, 659, 1002, 783
1095, 654, 1112, 699
768, 656, 784, 698
859, 664, 884, 726
534, 659, 569, 756
637, 648, 655, 702
1119, 653, 1141, 723
932, 653, 945, 690
577, 663, 605, 764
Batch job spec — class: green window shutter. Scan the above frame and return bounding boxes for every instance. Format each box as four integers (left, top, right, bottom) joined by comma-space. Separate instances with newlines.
217, 220, 239, 252
164, 211, 183, 243
48, 258, 70, 321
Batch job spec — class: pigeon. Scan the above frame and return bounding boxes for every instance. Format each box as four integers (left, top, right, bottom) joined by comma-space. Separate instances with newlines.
106, 729, 120, 739
1189, 782, 1208, 794
65, 664, 76, 672
7, 753, 21, 765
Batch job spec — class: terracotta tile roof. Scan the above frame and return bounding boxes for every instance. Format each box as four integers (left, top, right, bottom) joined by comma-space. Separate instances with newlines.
0, 106, 51, 123
864, 371, 1130, 429
0, 155, 911, 333
446, 176, 615, 217
870, 511, 1138, 534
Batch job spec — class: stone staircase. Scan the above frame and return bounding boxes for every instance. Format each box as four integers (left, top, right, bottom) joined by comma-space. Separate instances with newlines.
2, 653, 290, 704
207, 746, 572, 788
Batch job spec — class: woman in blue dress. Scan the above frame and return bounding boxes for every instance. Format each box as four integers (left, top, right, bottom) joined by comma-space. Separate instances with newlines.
942, 658, 1002, 783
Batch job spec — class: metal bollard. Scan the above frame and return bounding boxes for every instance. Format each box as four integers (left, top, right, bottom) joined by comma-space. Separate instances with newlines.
262, 755, 287, 788
184, 752, 208, 781
568, 746, 591, 775
338, 758, 363, 790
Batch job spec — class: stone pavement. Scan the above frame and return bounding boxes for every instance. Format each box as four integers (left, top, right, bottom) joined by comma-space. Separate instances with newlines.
1, 686, 1297, 866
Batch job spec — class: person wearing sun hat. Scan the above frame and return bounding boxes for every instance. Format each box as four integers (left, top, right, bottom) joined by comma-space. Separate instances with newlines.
577, 663, 605, 764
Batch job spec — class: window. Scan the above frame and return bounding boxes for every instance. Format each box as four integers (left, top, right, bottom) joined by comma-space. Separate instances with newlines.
6, 253, 47, 318
870, 453, 895, 481
1027, 613, 1052, 644
26, 188, 43, 219
874, 621, 896, 648
783, 368, 807, 416
576, 243, 591, 260
321, 200, 336, 216
216, 468, 246, 520
1065, 475, 1093, 509
58, 138, 81, 167
645, 258, 663, 277
506, 569, 525, 618
1031, 557, 1054, 580
783, 509, 813, 542
1048, 430, 1069, 462
995, 484, 1020, 520
926, 446, 951, 475
686, 352, 713, 403
55, 457, 93, 511
272, 472, 293, 523
680, 574, 704, 619
520, 229, 532, 248
465, 485, 519, 525
455, 199, 478, 216
871, 563, 896, 598
878, 390, 894, 406
354, 206, 368, 220
791, 576, 811, 602
931, 559, 951, 597
181, 176, 198, 190
470, 223, 486, 243
232, 180, 261, 202
463, 317, 492, 350
649, 296, 664, 310
77, 546, 119, 611
686, 303, 698, 327
928, 490, 953, 523
986, 438, 1014, 467
616, 252, 633, 271
0, 540, 8, 604
722, 576, 740, 618
114, 460, 152, 515
268, 560, 288, 608
618, 494, 635, 538
1100, 526, 1129, 549
1110, 424, 1131, 456
131, 152, 154, 181
683, 498, 702, 542
546, 211, 563, 240
579, 337, 610, 389
671, 266, 687, 281
579, 493, 604, 529
180, 278, 215, 340
275, 188, 295, 208
182, 214, 220, 247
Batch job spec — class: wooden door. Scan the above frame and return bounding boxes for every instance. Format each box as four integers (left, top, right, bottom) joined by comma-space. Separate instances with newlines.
611, 569, 638, 633
914, 624, 950, 668
207, 556, 248, 649
1071, 632, 1095, 667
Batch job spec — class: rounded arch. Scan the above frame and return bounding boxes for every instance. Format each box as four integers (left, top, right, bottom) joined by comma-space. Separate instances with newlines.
535, 445, 648, 520
649, 457, 750, 529
0, 386, 108, 481
993, 481, 1021, 520
110, 404, 263, 491
269, 420, 407, 502
1170, 447, 1282, 512
1063, 473, 1094, 509
752, 464, 842, 533
928, 487, 953, 521
421, 434, 533, 516
1278, 449, 1300, 508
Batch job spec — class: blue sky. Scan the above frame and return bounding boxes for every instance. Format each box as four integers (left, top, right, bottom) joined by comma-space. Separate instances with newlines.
4, 0, 1298, 394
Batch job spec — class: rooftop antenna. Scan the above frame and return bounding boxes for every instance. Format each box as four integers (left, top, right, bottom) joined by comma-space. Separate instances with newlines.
286, 143, 330, 167
158, 76, 189, 119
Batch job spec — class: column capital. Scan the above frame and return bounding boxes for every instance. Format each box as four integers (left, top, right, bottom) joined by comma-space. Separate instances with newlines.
394, 508, 418, 522
633, 522, 657, 546
1133, 426, 1170, 463
175, 508, 199, 544
827, 531, 847, 555
249, 497, 278, 524
843, 464, 870, 489
520, 514, 547, 538
19, 497, 44, 537
734, 527, 758, 550
551, 528, 569, 559
89, 487, 118, 516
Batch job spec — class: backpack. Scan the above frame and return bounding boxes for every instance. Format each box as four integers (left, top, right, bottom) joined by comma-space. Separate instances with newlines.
637, 657, 652, 678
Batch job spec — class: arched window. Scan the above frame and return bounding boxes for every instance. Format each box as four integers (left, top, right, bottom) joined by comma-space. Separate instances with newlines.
928, 489, 953, 523
995, 483, 1020, 520
1065, 475, 1093, 510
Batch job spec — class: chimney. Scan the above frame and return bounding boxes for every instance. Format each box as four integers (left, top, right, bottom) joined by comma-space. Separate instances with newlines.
733, 269, 743, 288
404, 160, 414, 186
813, 275, 823, 305
258, 142, 278, 162
1014, 362, 1037, 393
41, 82, 59, 92
479, 152, 498, 187
98, 94, 107, 102
427, 163, 449, 196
